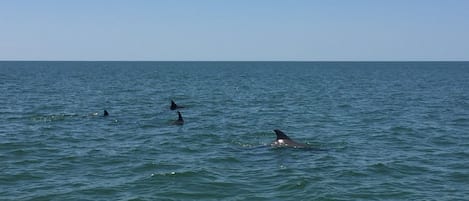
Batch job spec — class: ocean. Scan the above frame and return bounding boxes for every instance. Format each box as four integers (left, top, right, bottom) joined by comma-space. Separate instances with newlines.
1, 61, 468, 200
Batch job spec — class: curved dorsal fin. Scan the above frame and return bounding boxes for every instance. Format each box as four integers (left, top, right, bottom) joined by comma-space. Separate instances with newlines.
274, 129, 291, 140
103, 110, 109, 116
170, 100, 178, 110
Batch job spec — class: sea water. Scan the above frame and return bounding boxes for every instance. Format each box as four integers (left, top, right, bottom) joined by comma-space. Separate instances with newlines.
1, 61, 468, 200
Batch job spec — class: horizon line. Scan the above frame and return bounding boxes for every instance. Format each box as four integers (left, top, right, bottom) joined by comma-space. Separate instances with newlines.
1, 60, 468, 62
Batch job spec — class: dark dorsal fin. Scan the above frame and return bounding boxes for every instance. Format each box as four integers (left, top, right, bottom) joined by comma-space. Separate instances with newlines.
274, 129, 291, 140
103, 110, 109, 116
170, 100, 178, 110
177, 111, 184, 122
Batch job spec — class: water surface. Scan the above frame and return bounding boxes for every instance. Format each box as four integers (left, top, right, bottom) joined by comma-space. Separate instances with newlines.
1, 61, 468, 200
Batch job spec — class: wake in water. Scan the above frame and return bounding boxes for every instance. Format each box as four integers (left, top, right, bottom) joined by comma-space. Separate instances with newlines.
30, 110, 111, 122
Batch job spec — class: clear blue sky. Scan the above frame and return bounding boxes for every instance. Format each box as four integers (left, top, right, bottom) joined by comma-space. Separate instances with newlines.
1, 0, 468, 61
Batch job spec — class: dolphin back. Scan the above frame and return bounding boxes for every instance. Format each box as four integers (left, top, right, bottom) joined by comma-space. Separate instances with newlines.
272, 129, 315, 149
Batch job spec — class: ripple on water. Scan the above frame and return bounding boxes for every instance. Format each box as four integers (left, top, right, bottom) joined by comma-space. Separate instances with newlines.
2, 62, 469, 200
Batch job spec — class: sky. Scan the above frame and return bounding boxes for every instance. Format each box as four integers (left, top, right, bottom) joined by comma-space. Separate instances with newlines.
1, 0, 468, 61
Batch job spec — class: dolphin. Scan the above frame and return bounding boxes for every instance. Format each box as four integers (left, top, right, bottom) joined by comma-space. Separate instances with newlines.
173, 111, 184, 125
271, 129, 310, 148
170, 100, 184, 110
103, 110, 109, 117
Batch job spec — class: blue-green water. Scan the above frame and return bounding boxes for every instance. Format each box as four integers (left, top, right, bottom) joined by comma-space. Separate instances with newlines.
1, 61, 468, 200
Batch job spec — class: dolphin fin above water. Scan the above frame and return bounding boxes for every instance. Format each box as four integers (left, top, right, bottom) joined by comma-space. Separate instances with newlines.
103, 110, 109, 117
271, 129, 310, 148
170, 100, 184, 110
274, 129, 291, 140
173, 111, 184, 125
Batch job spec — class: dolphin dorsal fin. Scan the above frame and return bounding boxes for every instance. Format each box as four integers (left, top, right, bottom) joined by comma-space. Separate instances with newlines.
171, 100, 178, 110
274, 129, 291, 140
103, 110, 109, 116
177, 111, 184, 121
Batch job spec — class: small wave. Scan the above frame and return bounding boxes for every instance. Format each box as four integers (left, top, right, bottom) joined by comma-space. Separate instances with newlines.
390, 126, 414, 133
2, 171, 44, 182
30, 113, 83, 122
447, 171, 469, 183
276, 177, 310, 190
149, 168, 217, 180
338, 104, 352, 108
369, 162, 391, 173
338, 169, 368, 177
428, 135, 459, 146
130, 162, 159, 172
206, 156, 241, 163
451, 117, 468, 126
231, 140, 260, 148
452, 117, 468, 122
367, 161, 431, 178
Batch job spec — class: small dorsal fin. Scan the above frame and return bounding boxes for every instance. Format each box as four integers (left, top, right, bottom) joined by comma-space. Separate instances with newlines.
103, 110, 109, 116
274, 129, 291, 140
170, 100, 178, 110
173, 111, 184, 125
177, 111, 184, 121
